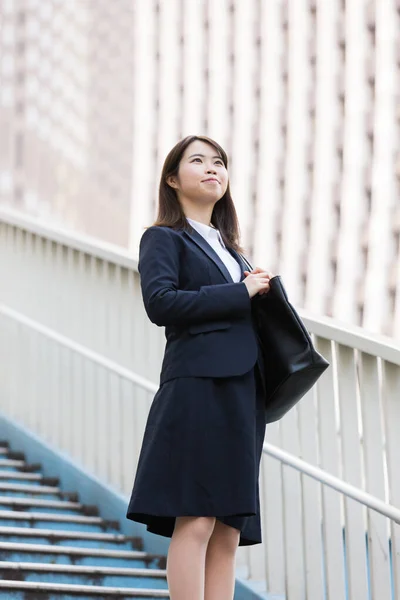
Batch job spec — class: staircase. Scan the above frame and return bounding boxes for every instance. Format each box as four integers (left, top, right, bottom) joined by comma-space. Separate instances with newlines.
0, 441, 170, 598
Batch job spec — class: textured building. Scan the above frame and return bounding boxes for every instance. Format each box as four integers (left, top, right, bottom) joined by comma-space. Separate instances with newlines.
0, 0, 399, 337
0, 0, 134, 246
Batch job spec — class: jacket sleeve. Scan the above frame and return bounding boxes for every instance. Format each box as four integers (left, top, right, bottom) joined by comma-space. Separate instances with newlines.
138, 226, 252, 326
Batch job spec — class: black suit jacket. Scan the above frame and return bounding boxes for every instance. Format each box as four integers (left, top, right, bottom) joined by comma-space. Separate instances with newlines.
138, 225, 262, 385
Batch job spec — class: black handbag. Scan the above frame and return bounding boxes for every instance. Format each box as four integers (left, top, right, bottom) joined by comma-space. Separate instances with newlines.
240, 255, 330, 424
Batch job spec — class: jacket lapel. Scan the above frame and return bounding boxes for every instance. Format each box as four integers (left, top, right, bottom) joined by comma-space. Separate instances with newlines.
227, 246, 247, 280
183, 228, 244, 283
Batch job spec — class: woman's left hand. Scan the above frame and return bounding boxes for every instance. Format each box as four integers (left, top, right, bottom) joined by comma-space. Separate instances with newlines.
243, 267, 275, 295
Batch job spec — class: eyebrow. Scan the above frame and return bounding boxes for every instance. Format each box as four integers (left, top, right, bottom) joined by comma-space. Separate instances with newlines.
188, 153, 223, 160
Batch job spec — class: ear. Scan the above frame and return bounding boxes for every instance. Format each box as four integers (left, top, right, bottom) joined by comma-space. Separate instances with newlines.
166, 175, 178, 189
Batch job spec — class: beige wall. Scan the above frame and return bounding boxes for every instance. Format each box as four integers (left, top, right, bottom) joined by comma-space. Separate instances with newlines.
0, 0, 399, 337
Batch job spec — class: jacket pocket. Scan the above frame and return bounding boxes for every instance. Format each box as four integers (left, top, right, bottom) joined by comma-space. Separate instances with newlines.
188, 320, 232, 335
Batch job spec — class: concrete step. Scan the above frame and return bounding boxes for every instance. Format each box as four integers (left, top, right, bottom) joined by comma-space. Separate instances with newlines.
0, 525, 141, 550
0, 481, 78, 501
0, 458, 28, 468
0, 541, 166, 568
0, 469, 58, 484
0, 460, 42, 472
0, 448, 21, 459
0, 495, 97, 514
0, 482, 62, 494
3, 451, 25, 460
0, 580, 170, 598
0, 560, 168, 589
0, 509, 120, 532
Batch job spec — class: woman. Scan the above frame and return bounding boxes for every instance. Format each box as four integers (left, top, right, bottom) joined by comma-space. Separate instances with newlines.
126, 134, 273, 600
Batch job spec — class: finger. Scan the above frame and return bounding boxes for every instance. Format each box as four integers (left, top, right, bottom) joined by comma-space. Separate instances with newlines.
258, 269, 274, 277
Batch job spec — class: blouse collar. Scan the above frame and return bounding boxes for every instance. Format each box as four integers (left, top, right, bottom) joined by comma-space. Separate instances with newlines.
186, 217, 225, 247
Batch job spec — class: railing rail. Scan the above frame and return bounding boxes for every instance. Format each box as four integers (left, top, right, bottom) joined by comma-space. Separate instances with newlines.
262, 442, 400, 524
2, 302, 399, 525
1, 205, 399, 365
0, 304, 158, 394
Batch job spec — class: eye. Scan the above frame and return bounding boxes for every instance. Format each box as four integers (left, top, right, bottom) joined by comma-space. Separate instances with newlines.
192, 158, 224, 165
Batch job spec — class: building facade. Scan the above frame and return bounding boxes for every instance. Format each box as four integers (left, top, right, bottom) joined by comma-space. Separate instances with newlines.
0, 0, 399, 337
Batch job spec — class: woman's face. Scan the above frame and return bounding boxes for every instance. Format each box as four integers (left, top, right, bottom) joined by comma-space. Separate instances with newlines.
167, 140, 228, 207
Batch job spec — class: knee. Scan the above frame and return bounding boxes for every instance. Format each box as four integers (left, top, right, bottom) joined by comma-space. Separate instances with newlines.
174, 516, 216, 544
208, 520, 240, 554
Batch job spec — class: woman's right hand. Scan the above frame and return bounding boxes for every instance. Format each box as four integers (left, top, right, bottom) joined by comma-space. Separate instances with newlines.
242, 271, 271, 298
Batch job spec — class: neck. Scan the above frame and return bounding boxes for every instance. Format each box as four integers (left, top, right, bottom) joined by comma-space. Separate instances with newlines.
187, 216, 212, 227
181, 202, 215, 227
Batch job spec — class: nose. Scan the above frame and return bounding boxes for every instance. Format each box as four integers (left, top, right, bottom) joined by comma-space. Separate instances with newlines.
206, 166, 217, 174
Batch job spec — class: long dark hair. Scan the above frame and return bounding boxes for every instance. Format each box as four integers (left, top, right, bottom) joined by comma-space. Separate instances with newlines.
149, 135, 245, 254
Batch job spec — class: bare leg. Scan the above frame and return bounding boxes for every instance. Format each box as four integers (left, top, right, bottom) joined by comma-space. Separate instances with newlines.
204, 519, 240, 600
166, 516, 216, 600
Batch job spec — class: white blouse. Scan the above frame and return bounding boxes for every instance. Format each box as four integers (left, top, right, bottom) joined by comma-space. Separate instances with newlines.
186, 217, 242, 283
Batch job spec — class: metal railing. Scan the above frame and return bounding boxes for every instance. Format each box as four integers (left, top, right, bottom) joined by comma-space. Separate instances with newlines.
1, 206, 400, 599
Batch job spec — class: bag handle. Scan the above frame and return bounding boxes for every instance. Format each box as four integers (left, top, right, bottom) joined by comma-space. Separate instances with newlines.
240, 253, 253, 272
240, 253, 280, 301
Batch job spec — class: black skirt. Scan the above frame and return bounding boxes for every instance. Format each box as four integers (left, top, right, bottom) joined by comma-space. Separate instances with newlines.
126, 362, 267, 547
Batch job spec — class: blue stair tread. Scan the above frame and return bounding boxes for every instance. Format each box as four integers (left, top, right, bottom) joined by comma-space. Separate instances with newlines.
0, 495, 81, 507
0, 580, 170, 597
0, 541, 161, 559
0, 536, 136, 550
0, 476, 56, 486
0, 483, 60, 492
0, 509, 115, 526
0, 560, 167, 577
0, 518, 120, 533
0, 441, 171, 597
0, 560, 168, 590
1, 554, 157, 568
0, 525, 140, 550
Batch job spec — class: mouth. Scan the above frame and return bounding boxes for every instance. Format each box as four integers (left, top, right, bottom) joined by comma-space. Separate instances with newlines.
203, 179, 219, 183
